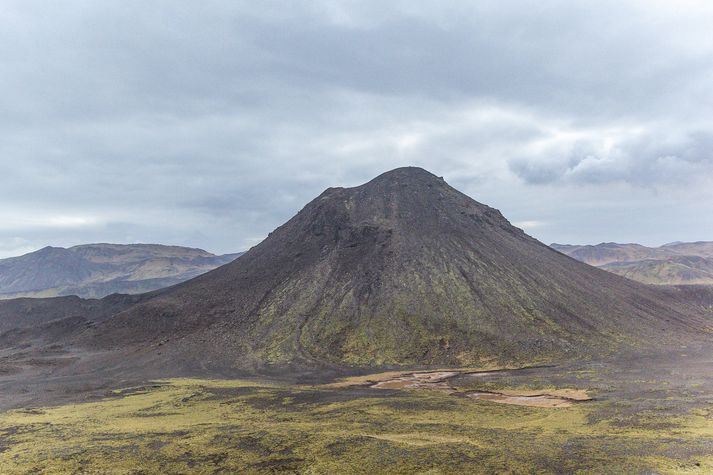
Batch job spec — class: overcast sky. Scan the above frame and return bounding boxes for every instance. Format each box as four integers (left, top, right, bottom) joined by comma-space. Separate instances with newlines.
1, 0, 713, 258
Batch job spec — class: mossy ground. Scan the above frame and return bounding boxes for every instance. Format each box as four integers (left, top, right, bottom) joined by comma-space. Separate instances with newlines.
1, 374, 712, 474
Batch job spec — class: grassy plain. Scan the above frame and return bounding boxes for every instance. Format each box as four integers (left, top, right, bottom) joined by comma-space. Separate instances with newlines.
2, 363, 713, 474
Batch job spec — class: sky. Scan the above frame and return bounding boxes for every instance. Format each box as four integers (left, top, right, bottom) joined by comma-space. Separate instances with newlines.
1, 0, 713, 258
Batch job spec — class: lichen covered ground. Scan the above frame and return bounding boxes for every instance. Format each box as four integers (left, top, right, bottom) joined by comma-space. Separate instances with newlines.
2, 360, 713, 474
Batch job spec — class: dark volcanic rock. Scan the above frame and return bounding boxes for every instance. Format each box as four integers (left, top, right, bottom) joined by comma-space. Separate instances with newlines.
67, 167, 712, 373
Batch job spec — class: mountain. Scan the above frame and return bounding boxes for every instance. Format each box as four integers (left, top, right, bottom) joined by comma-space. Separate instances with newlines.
56, 167, 710, 375
0, 244, 243, 299
602, 256, 713, 286
1, 167, 711, 386
549, 242, 667, 266
551, 242, 713, 285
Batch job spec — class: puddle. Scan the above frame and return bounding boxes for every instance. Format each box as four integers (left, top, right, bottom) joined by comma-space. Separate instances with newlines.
366, 370, 590, 408
370, 371, 459, 390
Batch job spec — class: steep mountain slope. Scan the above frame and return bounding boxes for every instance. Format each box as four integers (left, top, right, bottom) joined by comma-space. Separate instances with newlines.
0, 244, 242, 299
71, 167, 711, 373
552, 242, 713, 285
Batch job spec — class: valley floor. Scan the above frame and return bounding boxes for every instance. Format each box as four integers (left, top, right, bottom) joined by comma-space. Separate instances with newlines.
2, 351, 713, 474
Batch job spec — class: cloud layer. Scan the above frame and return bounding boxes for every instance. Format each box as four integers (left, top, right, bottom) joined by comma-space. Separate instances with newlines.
1, 1, 713, 257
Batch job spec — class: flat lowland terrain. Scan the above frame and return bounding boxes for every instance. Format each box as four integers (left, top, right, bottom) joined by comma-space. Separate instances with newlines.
2, 351, 713, 474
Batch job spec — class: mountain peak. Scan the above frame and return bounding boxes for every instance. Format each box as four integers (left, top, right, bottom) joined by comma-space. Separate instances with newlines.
37, 245, 67, 253
361, 166, 447, 191
298, 165, 509, 248
370, 166, 443, 182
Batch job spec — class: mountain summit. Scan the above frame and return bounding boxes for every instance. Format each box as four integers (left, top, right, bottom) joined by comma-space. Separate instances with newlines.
69, 167, 709, 373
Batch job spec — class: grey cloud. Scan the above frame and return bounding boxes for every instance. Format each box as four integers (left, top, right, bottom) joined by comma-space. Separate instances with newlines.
508, 161, 564, 186
1, 0, 713, 257
509, 131, 713, 187
3, 1, 711, 123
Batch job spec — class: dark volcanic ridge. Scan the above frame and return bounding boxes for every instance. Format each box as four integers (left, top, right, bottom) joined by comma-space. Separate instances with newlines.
2, 167, 712, 383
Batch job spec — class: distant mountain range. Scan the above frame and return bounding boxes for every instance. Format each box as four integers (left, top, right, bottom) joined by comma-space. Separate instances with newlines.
0, 244, 243, 299
551, 242, 713, 285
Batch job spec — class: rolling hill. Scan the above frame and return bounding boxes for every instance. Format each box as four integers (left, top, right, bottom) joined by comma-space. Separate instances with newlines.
0, 243, 242, 299
551, 242, 713, 285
